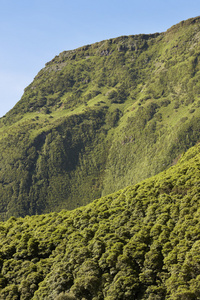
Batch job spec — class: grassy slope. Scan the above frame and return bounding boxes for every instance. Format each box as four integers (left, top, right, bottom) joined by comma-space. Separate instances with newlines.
1, 142, 200, 299
1, 17, 200, 219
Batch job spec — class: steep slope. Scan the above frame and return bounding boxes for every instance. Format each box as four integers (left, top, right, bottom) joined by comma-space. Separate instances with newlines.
1, 142, 200, 299
1, 16, 200, 219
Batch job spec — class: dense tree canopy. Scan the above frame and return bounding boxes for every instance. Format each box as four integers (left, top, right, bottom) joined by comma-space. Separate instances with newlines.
1, 143, 200, 299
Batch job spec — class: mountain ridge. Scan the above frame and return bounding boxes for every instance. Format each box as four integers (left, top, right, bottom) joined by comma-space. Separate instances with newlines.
1, 16, 200, 219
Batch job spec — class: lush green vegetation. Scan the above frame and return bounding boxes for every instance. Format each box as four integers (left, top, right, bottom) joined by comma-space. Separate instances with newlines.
1, 17, 200, 219
1, 142, 200, 299
1, 17, 200, 299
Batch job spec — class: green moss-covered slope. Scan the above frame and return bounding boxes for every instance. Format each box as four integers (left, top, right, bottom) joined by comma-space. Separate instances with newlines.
1, 16, 200, 219
1, 142, 200, 299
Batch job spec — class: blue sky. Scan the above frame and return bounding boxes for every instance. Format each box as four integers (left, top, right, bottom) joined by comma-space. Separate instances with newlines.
0, 0, 199, 117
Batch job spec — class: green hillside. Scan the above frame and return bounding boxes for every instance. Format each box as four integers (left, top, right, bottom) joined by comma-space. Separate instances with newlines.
1, 16, 200, 219
1, 142, 200, 299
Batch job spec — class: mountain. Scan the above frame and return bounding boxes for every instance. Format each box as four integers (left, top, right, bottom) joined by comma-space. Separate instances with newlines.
1, 141, 200, 299
1, 16, 200, 219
